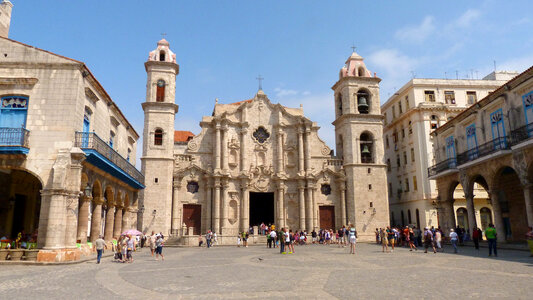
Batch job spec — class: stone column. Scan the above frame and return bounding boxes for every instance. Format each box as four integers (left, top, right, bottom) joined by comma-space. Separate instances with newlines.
304, 127, 311, 172
306, 182, 313, 232
298, 182, 305, 230
215, 122, 221, 170
41, 191, 68, 249
122, 208, 129, 232
171, 179, 182, 235
241, 180, 250, 232
298, 128, 304, 174
77, 194, 91, 244
312, 187, 318, 230
220, 179, 229, 233
523, 183, 533, 227
465, 192, 476, 236
213, 178, 221, 233
205, 178, 212, 232
90, 197, 103, 242
240, 128, 248, 172
340, 183, 347, 227
222, 126, 229, 171
489, 190, 506, 242
277, 181, 284, 227
113, 207, 123, 238
64, 193, 80, 248
441, 199, 456, 234
104, 203, 115, 241
277, 128, 284, 173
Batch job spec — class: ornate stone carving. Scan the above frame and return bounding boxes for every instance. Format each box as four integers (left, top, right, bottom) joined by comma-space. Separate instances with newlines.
321, 146, 330, 156
187, 140, 199, 151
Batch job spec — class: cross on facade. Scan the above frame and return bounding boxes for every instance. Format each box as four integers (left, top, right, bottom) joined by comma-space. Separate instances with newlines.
161, 33, 167, 39
256, 75, 264, 90
351, 45, 356, 53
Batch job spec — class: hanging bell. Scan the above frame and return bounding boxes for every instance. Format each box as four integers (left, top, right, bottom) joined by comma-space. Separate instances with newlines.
362, 144, 370, 154
358, 95, 369, 112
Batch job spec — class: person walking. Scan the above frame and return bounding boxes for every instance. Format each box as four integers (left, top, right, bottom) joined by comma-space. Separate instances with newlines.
387, 227, 395, 252
94, 235, 107, 264
206, 230, 212, 248
526, 226, 533, 257
270, 230, 277, 249
423, 227, 436, 253
267, 230, 272, 248
435, 230, 443, 252
348, 224, 357, 254
472, 226, 482, 250
149, 231, 156, 257
126, 234, 136, 263
380, 228, 389, 253
155, 234, 164, 261
408, 227, 417, 251
449, 229, 459, 253
279, 228, 286, 254
485, 223, 498, 257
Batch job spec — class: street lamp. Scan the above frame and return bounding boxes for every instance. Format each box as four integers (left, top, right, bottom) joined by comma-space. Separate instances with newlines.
84, 184, 92, 198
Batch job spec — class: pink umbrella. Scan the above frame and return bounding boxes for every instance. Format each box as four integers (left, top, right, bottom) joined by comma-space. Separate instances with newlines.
122, 229, 143, 236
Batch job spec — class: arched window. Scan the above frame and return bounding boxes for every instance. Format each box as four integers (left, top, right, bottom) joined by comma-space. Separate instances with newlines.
360, 132, 373, 163
401, 210, 405, 226
0, 95, 29, 129
358, 67, 365, 77
159, 50, 166, 62
156, 79, 165, 102
456, 207, 469, 230
415, 209, 420, 228
480, 207, 492, 230
357, 89, 370, 114
336, 93, 343, 116
408, 209, 412, 224
154, 129, 163, 146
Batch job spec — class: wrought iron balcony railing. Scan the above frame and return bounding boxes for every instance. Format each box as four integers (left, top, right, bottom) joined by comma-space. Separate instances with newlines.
75, 132, 144, 185
455, 136, 509, 166
428, 158, 457, 177
510, 123, 533, 146
0, 127, 29, 147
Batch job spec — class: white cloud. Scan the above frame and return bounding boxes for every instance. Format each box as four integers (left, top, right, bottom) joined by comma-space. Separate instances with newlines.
454, 9, 481, 28
394, 16, 435, 43
274, 87, 298, 97
498, 53, 533, 73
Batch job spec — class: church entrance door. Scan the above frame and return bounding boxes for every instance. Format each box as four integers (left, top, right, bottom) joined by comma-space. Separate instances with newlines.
249, 192, 274, 228
183, 204, 201, 235
319, 206, 335, 230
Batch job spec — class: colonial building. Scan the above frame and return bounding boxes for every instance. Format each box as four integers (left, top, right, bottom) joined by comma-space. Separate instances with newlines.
140, 41, 389, 243
0, 1, 144, 261
429, 65, 533, 242
381, 73, 517, 230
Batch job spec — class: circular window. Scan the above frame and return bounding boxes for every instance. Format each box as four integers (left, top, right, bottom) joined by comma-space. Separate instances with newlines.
157, 79, 165, 87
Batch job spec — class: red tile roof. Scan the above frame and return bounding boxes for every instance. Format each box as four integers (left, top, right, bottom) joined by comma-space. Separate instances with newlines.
229, 99, 253, 105
174, 130, 194, 142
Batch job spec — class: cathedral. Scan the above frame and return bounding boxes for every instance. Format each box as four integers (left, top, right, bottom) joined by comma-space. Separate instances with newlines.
140, 39, 389, 243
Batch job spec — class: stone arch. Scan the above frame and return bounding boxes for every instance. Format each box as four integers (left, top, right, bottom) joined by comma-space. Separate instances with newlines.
159, 50, 166, 61
492, 165, 527, 241
124, 193, 130, 208
92, 180, 102, 199
336, 93, 343, 117
80, 173, 89, 190
357, 66, 365, 77
360, 131, 374, 163
104, 185, 114, 206
356, 88, 371, 114
154, 128, 164, 145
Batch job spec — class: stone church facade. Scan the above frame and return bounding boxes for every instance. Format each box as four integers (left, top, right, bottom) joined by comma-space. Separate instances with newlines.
140, 40, 389, 243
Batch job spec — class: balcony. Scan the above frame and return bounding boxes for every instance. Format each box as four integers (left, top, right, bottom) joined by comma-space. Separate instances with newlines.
428, 136, 510, 177
510, 123, 533, 146
428, 158, 457, 177
0, 128, 30, 154
75, 132, 144, 189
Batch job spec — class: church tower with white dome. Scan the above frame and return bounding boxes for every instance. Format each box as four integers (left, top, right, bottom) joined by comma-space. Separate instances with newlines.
140, 38, 180, 234
332, 50, 389, 237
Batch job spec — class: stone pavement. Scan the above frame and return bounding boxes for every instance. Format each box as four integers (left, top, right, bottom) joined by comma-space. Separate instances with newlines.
0, 243, 531, 299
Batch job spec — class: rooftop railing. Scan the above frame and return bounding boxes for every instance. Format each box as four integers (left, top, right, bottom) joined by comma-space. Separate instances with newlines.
75, 132, 144, 185
0, 127, 29, 147
428, 158, 457, 177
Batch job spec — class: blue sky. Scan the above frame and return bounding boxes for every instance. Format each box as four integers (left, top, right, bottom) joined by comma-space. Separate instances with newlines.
7, 0, 533, 165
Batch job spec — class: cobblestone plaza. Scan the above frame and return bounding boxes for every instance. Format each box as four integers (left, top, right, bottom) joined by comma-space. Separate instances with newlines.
1, 243, 531, 299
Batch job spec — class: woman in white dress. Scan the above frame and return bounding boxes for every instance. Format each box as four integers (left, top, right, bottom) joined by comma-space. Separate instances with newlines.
348, 223, 357, 254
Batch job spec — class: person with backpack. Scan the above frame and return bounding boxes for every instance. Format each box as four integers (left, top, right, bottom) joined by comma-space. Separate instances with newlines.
423, 227, 436, 253
485, 223, 498, 257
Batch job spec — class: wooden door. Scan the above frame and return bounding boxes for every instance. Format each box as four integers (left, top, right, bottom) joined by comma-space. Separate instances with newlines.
319, 206, 335, 230
183, 204, 202, 235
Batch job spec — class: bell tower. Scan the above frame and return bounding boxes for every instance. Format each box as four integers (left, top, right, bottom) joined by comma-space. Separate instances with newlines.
331, 49, 389, 240
140, 38, 179, 235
